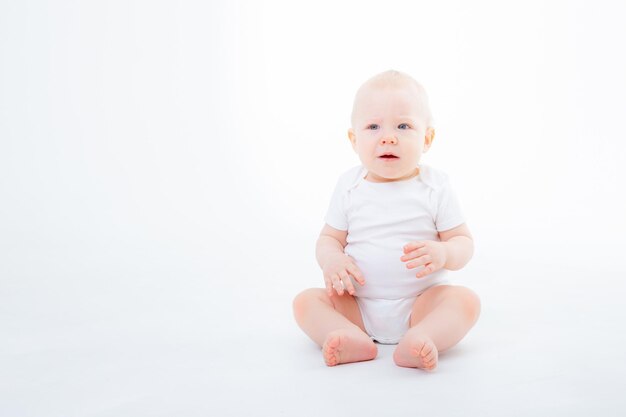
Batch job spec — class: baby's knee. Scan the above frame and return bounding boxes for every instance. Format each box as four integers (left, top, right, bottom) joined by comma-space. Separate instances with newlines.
292, 288, 327, 317
457, 287, 481, 323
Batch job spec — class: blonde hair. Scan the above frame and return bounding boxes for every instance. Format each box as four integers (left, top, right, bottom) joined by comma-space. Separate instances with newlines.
351, 70, 434, 128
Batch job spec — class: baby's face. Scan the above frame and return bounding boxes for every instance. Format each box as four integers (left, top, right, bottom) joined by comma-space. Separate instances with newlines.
348, 85, 433, 183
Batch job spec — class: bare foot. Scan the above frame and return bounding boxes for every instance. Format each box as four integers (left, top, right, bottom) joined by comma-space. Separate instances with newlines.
322, 329, 377, 366
393, 332, 438, 371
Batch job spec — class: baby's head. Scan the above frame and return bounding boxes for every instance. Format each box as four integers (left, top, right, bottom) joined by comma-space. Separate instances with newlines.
348, 70, 435, 183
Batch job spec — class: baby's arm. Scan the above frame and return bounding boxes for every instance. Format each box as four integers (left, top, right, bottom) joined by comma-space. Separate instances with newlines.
438, 223, 474, 270
316, 224, 365, 296
401, 224, 474, 278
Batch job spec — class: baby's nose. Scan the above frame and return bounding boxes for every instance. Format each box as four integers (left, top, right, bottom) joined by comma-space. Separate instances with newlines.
380, 135, 397, 144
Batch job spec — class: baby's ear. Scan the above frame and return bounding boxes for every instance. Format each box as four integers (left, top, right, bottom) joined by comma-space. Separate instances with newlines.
348, 128, 357, 150
423, 127, 435, 152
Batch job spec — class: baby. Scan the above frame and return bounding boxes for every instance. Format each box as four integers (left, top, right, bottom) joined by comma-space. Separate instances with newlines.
293, 70, 481, 371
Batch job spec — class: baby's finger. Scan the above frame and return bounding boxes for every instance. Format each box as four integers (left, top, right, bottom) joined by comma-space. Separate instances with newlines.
416, 263, 434, 279
400, 247, 427, 262
324, 275, 333, 296
331, 274, 344, 296
339, 270, 356, 295
346, 263, 365, 286
403, 241, 426, 254
406, 255, 431, 270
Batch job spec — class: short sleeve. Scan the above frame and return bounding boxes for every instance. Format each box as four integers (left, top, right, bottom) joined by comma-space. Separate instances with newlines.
324, 178, 348, 231
434, 179, 465, 232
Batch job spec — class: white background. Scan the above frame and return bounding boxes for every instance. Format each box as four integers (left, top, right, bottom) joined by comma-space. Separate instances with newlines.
1, 1, 625, 416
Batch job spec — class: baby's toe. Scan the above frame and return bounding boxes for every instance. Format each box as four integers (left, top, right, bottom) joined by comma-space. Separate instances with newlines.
322, 334, 342, 366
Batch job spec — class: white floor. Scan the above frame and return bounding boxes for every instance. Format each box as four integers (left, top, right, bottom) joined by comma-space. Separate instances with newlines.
2, 249, 625, 417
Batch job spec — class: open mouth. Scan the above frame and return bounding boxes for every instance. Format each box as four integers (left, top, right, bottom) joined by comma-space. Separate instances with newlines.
379, 154, 399, 159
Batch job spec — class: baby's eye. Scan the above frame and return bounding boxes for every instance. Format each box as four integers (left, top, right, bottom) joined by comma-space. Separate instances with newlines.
367, 124, 380, 130
398, 123, 411, 130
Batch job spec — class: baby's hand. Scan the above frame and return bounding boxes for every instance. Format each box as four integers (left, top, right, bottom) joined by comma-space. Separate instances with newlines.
322, 253, 365, 297
401, 241, 447, 279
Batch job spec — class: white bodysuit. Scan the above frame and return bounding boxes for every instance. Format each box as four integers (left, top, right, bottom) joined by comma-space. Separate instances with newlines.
324, 164, 465, 344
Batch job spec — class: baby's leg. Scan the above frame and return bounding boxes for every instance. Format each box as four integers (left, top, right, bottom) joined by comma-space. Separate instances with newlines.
293, 289, 377, 366
393, 285, 480, 371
